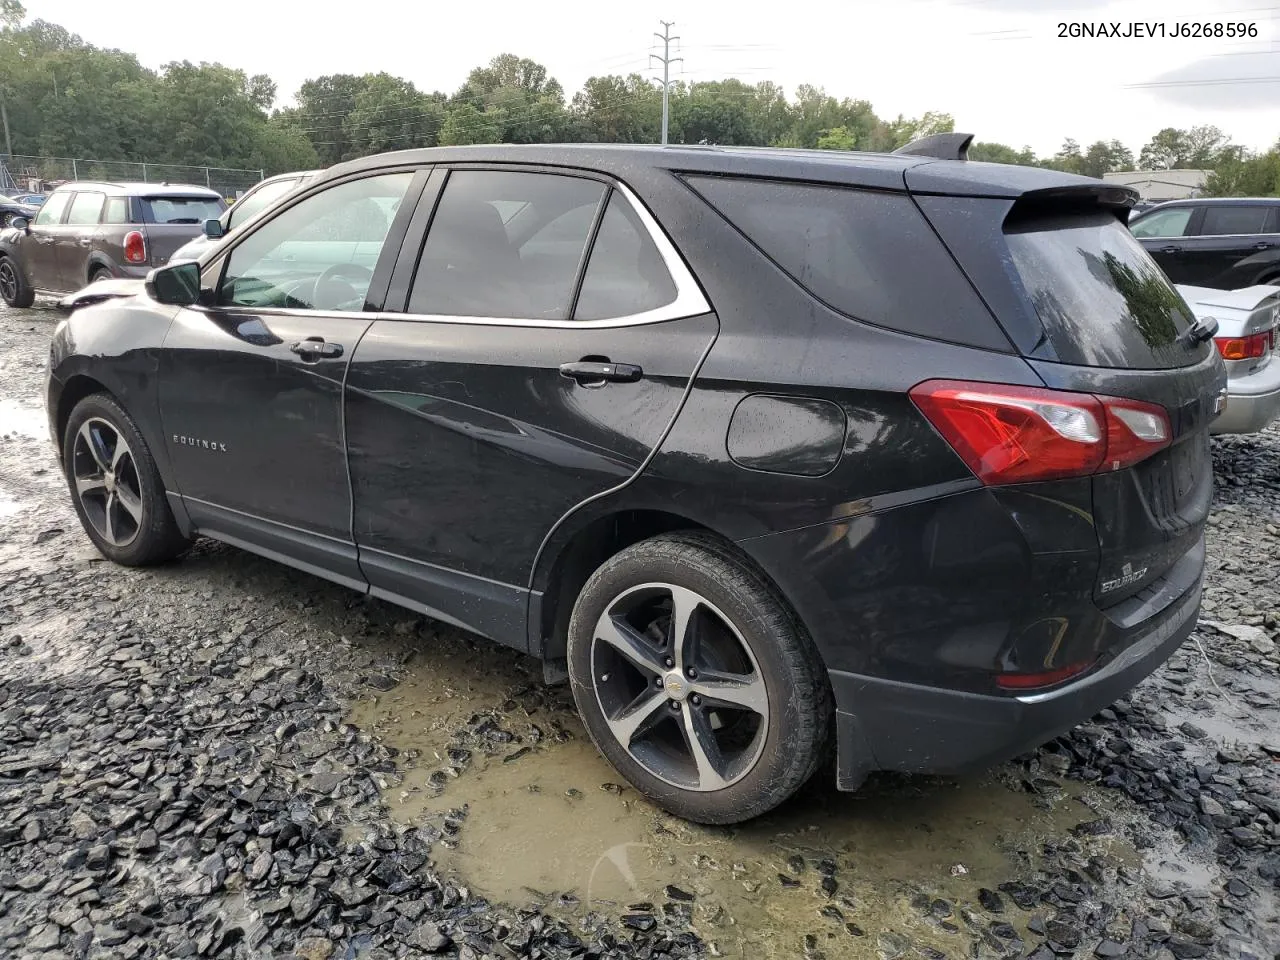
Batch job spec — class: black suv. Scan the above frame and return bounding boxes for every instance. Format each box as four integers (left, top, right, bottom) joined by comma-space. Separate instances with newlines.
1129, 197, 1280, 289
45, 141, 1225, 823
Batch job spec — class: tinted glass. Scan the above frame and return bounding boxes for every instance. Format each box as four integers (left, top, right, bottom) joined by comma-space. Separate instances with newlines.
688, 175, 1006, 349
575, 192, 677, 320
65, 192, 105, 226
33, 191, 71, 226
408, 170, 605, 320
1200, 205, 1271, 236
1128, 207, 1192, 239
220, 172, 412, 311
142, 196, 226, 224
103, 197, 131, 225
1006, 211, 1201, 369
228, 178, 299, 230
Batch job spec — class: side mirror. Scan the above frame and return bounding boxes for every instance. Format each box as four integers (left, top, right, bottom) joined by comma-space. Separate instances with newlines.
10, 216, 29, 231
145, 261, 202, 306
203, 218, 225, 240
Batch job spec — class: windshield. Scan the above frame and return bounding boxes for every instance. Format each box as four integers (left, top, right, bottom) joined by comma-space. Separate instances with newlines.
1006, 210, 1203, 369
141, 196, 226, 224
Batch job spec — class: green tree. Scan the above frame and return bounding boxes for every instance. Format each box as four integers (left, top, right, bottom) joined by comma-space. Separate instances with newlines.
968, 142, 1038, 165
815, 126, 857, 151
571, 74, 661, 143
438, 102, 504, 145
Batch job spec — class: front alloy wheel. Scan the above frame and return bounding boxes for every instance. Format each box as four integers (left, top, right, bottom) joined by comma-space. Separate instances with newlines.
71, 418, 144, 548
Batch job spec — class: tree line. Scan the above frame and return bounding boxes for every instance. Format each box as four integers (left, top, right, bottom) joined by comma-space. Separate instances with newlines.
1, 2, 1276, 196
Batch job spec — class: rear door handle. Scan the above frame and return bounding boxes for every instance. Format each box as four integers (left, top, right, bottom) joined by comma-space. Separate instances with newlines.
559, 359, 643, 384
1160, 245, 1182, 254
290, 338, 343, 359
1254, 241, 1272, 250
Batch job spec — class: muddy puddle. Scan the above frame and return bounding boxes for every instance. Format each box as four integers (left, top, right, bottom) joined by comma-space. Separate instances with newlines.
350, 627, 1146, 957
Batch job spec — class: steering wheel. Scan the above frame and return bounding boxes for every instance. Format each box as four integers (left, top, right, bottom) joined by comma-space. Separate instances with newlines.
310, 263, 374, 310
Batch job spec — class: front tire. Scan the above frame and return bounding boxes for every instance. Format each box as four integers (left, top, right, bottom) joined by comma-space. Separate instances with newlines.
0, 254, 35, 308
63, 393, 190, 566
567, 532, 832, 824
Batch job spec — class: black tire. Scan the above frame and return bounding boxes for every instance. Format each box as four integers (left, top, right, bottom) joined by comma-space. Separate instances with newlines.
62, 393, 190, 566
90, 267, 112, 284
0, 254, 35, 308
567, 531, 832, 824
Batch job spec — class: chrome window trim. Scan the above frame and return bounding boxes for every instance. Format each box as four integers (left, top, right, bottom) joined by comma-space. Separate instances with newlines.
1138, 231, 1280, 241
198, 176, 711, 329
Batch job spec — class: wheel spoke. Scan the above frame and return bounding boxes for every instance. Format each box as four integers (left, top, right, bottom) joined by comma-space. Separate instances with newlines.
680, 704, 730, 791
79, 422, 111, 473
103, 492, 118, 544
606, 690, 668, 747
691, 670, 769, 716
110, 437, 130, 471
667, 585, 702, 672
114, 484, 143, 522
75, 474, 107, 498
596, 612, 666, 676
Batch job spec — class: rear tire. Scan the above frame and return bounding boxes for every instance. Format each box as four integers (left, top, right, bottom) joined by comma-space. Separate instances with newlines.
0, 254, 35, 308
63, 393, 190, 566
567, 531, 832, 824
90, 267, 112, 284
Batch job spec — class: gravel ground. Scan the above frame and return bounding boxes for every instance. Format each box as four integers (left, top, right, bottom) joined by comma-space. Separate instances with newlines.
0, 303, 1278, 960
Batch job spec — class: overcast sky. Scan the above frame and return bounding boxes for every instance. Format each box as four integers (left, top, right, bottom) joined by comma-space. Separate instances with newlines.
26, 0, 1280, 157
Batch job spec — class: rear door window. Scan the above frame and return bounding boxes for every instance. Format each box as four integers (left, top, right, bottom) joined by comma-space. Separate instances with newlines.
65, 192, 105, 226
1128, 207, 1193, 239
1200, 205, 1272, 236
686, 175, 1008, 350
141, 196, 226, 224
1006, 210, 1202, 369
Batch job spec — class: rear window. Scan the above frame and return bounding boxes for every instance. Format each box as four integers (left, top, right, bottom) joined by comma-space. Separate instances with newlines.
686, 175, 1009, 351
141, 196, 225, 225
1006, 211, 1201, 369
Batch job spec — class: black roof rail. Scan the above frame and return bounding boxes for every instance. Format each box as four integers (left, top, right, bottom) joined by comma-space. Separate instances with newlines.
893, 132, 974, 161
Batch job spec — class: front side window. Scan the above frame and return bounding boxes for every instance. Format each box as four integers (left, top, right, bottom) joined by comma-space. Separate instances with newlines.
1200, 205, 1272, 237
228, 178, 299, 231
66, 192, 105, 226
1128, 207, 1193, 239
219, 172, 413, 311
409, 170, 605, 319
33, 191, 71, 226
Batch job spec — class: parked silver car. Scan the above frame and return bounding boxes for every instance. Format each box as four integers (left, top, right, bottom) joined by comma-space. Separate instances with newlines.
168, 170, 320, 264
1177, 283, 1280, 435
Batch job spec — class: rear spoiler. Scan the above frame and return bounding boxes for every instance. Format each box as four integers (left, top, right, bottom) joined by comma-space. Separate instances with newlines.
894, 132, 975, 161
55, 278, 146, 314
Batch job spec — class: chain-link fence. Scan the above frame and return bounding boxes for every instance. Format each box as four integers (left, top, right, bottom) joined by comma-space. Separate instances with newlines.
1, 156, 264, 201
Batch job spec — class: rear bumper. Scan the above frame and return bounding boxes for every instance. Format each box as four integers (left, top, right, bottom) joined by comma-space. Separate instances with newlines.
830, 560, 1202, 789
1211, 360, 1280, 435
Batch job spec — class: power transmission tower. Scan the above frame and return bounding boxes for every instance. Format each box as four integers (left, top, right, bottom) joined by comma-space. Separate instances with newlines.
651, 21, 682, 146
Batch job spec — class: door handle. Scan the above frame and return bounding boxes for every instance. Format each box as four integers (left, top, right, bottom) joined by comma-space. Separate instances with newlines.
559, 359, 643, 385
290, 338, 343, 359
1160, 245, 1182, 254
1254, 241, 1272, 250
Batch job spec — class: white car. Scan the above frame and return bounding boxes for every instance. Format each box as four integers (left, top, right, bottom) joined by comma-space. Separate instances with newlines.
1177, 284, 1280, 435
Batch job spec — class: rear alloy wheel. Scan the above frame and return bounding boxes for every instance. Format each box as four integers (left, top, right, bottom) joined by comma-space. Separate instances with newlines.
0, 255, 34, 308
63, 393, 190, 566
568, 532, 832, 823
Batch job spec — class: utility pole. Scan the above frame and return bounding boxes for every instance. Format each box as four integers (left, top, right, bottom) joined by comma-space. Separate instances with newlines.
650, 21, 682, 146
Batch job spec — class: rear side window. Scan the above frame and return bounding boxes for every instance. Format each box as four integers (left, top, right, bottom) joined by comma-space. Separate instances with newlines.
574, 192, 677, 321
1128, 207, 1193, 239
141, 196, 226, 224
66, 192, 105, 226
409, 170, 605, 320
686, 175, 1007, 350
1200, 205, 1272, 236
1006, 211, 1200, 369
103, 197, 132, 224
33, 191, 71, 226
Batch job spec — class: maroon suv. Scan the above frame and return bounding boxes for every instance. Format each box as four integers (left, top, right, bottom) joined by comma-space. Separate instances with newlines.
0, 181, 225, 307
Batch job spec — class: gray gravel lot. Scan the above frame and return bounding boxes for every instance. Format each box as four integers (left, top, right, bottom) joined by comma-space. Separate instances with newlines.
0, 303, 1278, 960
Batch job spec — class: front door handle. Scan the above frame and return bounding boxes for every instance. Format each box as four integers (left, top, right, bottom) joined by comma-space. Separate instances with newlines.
1254, 241, 1272, 250
1160, 245, 1182, 254
290, 338, 343, 359
559, 359, 643, 385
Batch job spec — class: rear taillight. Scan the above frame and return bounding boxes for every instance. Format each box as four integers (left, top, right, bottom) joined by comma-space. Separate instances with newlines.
909, 380, 1172, 485
1214, 330, 1272, 360
123, 230, 147, 264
